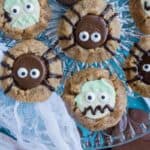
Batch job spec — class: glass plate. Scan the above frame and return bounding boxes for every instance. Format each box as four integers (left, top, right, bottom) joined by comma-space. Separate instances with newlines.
0, 0, 149, 149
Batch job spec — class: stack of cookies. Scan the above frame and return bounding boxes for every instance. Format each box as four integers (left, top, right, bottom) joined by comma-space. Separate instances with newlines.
0, 0, 149, 132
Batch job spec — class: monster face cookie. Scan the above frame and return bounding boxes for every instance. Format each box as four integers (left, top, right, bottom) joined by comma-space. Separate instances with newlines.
124, 37, 150, 97
63, 68, 126, 131
0, 0, 51, 39
0, 40, 63, 102
130, 0, 150, 34
58, 0, 121, 63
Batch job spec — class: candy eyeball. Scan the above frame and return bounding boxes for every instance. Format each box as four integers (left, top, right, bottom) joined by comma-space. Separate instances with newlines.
85, 92, 96, 103
91, 32, 102, 43
98, 92, 109, 103
17, 67, 28, 78
79, 31, 90, 42
24, 2, 34, 13
30, 68, 40, 79
11, 5, 20, 16
142, 64, 150, 72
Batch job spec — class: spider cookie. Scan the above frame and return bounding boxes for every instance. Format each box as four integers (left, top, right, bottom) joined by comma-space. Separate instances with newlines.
0, 40, 63, 102
58, 0, 121, 63
63, 68, 126, 131
130, 0, 150, 34
0, 0, 51, 39
124, 37, 150, 97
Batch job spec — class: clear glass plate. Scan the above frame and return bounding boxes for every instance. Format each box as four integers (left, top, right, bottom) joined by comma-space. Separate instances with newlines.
0, 0, 149, 149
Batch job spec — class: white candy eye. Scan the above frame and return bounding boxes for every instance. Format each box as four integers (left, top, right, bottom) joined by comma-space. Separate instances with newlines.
143, 64, 150, 72
86, 92, 95, 103
17, 68, 28, 78
79, 31, 89, 42
91, 32, 102, 43
24, 3, 34, 13
11, 6, 20, 15
99, 92, 109, 102
30, 68, 40, 79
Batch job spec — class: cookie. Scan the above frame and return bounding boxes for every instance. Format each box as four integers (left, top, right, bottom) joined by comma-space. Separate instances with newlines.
0, 40, 63, 102
57, 0, 78, 6
58, 0, 121, 63
124, 36, 150, 97
63, 68, 126, 131
0, 0, 51, 39
130, 0, 150, 34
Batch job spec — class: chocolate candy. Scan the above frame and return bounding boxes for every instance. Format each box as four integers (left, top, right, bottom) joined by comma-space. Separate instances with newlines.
75, 15, 108, 49
57, 0, 78, 5
138, 52, 150, 84
12, 54, 47, 90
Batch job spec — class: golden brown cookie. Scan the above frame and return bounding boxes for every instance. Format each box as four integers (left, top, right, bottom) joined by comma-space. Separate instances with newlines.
58, 0, 121, 63
63, 68, 127, 131
129, 0, 150, 34
124, 36, 150, 97
0, 0, 51, 40
0, 40, 63, 102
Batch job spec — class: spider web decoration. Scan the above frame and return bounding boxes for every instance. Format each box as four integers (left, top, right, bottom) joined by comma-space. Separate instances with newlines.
0, 0, 149, 149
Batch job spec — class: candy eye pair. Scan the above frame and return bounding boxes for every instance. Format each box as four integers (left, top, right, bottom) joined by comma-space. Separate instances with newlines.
142, 64, 150, 72
86, 92, 109, 103
11, 3, 34, 15
17, 67, 40, 79
79, 31, 101, 43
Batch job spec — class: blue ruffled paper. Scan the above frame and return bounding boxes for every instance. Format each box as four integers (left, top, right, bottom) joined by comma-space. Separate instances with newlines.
0, 0, 149, 149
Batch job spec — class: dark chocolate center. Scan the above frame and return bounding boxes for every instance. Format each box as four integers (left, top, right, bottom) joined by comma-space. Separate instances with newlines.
57, 0, 77, 5
75, 15, 108, 49
138, 52, 150, 84
12, 54, 47, 90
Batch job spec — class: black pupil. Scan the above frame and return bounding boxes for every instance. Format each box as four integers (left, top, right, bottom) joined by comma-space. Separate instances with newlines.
21, 72, 26, 76
13, 9, 17, 13
88, 95, 92, 100
145, 65, 148, 69
95, 34, 98, 38
32, 71, 36, 75
27, 5, 31, 9
82, 35, 86, 39
101, 96, 105, 99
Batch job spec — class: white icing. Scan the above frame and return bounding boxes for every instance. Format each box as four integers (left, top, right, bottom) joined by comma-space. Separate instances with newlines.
11, 5, 20, 16
24, 2, 34, 13
79, 31, 89, 42
17, 67, 28, 78
85, 92, 96, 103
141, 0, 150, 16
98, 92, 109, 103
91, 32, 102, 43
143, 64, 150, 72
30, 68, 40, 79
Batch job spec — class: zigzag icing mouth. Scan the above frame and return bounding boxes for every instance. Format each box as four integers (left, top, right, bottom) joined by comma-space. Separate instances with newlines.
144, 1, 150, 11
82, 105, 114, 116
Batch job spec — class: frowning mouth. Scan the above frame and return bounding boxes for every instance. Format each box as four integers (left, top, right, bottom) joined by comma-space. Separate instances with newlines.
144, 1, 150, 11
82, 105, 114, 116
4, 10, 12, 22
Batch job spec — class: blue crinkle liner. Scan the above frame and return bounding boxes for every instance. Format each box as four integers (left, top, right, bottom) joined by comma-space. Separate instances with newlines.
0, 0, 149, 149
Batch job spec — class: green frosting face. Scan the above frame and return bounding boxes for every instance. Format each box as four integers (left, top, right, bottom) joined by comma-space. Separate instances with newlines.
75, 79, 116, 119
4, 0, 40, 29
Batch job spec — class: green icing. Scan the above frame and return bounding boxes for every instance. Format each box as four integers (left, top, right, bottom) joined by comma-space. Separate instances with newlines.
75, 79, 116, 119
4, 0, 40, 29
